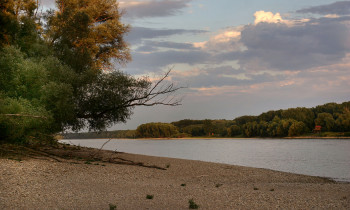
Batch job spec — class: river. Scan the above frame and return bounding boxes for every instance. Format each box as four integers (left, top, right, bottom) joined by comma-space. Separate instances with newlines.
60, 138, 350, 182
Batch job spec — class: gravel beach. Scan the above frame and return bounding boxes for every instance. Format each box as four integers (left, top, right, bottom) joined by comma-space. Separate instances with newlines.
1, 146, 349, 209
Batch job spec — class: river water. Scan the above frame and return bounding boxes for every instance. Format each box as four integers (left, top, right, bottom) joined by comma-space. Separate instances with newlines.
60, 138, 350, 182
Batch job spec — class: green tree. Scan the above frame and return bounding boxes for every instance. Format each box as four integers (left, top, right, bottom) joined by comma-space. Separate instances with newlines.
281, 107, 314, 129
227, 125, 241, 137
335, 110, 350, 132
288, 121, 307, 137
315, 113, 335, 131
183, 124, 205, 137
136, 123, 178, 138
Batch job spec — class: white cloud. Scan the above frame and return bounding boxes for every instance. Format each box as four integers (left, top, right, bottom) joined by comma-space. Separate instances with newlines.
254, 11, 283, 24
193, 27, 243, 52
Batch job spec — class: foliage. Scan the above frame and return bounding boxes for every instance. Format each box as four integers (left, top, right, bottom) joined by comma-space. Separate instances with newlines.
315, 113, 335, 131
0, 96, 53, 144
168, 102, 349, 138
146, 194, 154, 199
67, 101, 350, 139
45, 0, 131, 71
136, 123, 179, 138
189, 199, 199, 209
0, 0, 182, 144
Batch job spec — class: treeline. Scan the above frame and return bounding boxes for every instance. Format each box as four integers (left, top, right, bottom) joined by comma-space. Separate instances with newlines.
135, 101, 350, 138
64, 130, 136, 139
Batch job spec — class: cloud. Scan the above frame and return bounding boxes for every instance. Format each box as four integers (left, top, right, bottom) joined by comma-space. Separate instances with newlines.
239, 16, 350, 71
123, 9, 350, 102
175, 71, 282, 90
126, 50, 211, 73
297, 1, 350, 15
254, 11, 283, 24
194, 27, 243, 52
126, 11, 350, 78
140, 41, 197, 51
126, 27, 206, 44
120, 0, 191, 18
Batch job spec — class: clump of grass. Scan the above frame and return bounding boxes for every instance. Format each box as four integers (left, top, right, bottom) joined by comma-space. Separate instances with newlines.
166, 164, 170, 168
146, 194, 154, 199
84, 161, 92, 164
215, 183, 223, 188
181, 183, 186, 187
189, 199, 199, 209
270, 188, 275, 191
253, 187, 259, 190
101, 164, 106, 166
109, 203, 117, 210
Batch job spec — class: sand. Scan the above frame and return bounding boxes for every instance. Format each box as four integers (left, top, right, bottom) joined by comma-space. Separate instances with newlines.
0, 145, 349, 209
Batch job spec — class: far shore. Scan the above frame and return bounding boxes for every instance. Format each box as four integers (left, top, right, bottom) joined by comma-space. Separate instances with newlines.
1, 145, 349, 209
62, 136, 350, 140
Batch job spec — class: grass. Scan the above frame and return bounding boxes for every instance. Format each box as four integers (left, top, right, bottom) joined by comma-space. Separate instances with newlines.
253, 187, 259, 190
109, 203, 117, 210
146, 194, 154, 199
166, 164, 170, 168
189, 199, 199, 209
215, 183, 223, 188
181, 183, 186, 187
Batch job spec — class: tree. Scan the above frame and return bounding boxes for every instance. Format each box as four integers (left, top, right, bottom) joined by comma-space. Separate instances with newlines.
136, 123, 178, 138
45, 0, 130, 71
315, 113, 335, 131
335, 110, 350, 132
281, 107, 314, 129
72, 69, 183, 131
288, 121, 307, 137
0, 0, 183, 144
227, 125, 241, 137
183, 124, 205, 137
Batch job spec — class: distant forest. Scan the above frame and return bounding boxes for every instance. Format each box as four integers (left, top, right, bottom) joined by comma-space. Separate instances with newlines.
65, 101, 350, 139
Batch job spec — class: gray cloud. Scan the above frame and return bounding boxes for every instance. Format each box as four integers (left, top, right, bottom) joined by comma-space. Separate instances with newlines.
121, 0, 191, 18
297, 1, 350, 15
126, 50, 211, 74
126, 16, 350, 77
126, 27, 206, 44
171, 66, 282, 89
143, 41, 197, 50
239, 20, 350, 70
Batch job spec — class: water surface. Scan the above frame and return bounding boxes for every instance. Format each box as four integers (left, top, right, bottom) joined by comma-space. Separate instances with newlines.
61, 138, 350, 182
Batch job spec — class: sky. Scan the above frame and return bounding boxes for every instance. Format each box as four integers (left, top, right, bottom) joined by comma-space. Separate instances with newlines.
40, 0, 350, 130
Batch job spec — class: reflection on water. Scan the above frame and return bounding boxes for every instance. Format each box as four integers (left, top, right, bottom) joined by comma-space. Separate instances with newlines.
60, 138, 350, 182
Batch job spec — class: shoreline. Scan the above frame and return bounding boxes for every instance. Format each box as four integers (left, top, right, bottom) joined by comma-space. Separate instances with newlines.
1, 145, 349, 209
63, 136, 350, 140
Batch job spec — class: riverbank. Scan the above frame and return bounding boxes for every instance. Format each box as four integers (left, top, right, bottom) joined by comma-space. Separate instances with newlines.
1, 144, 349, 209
63, 135, 350, 140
